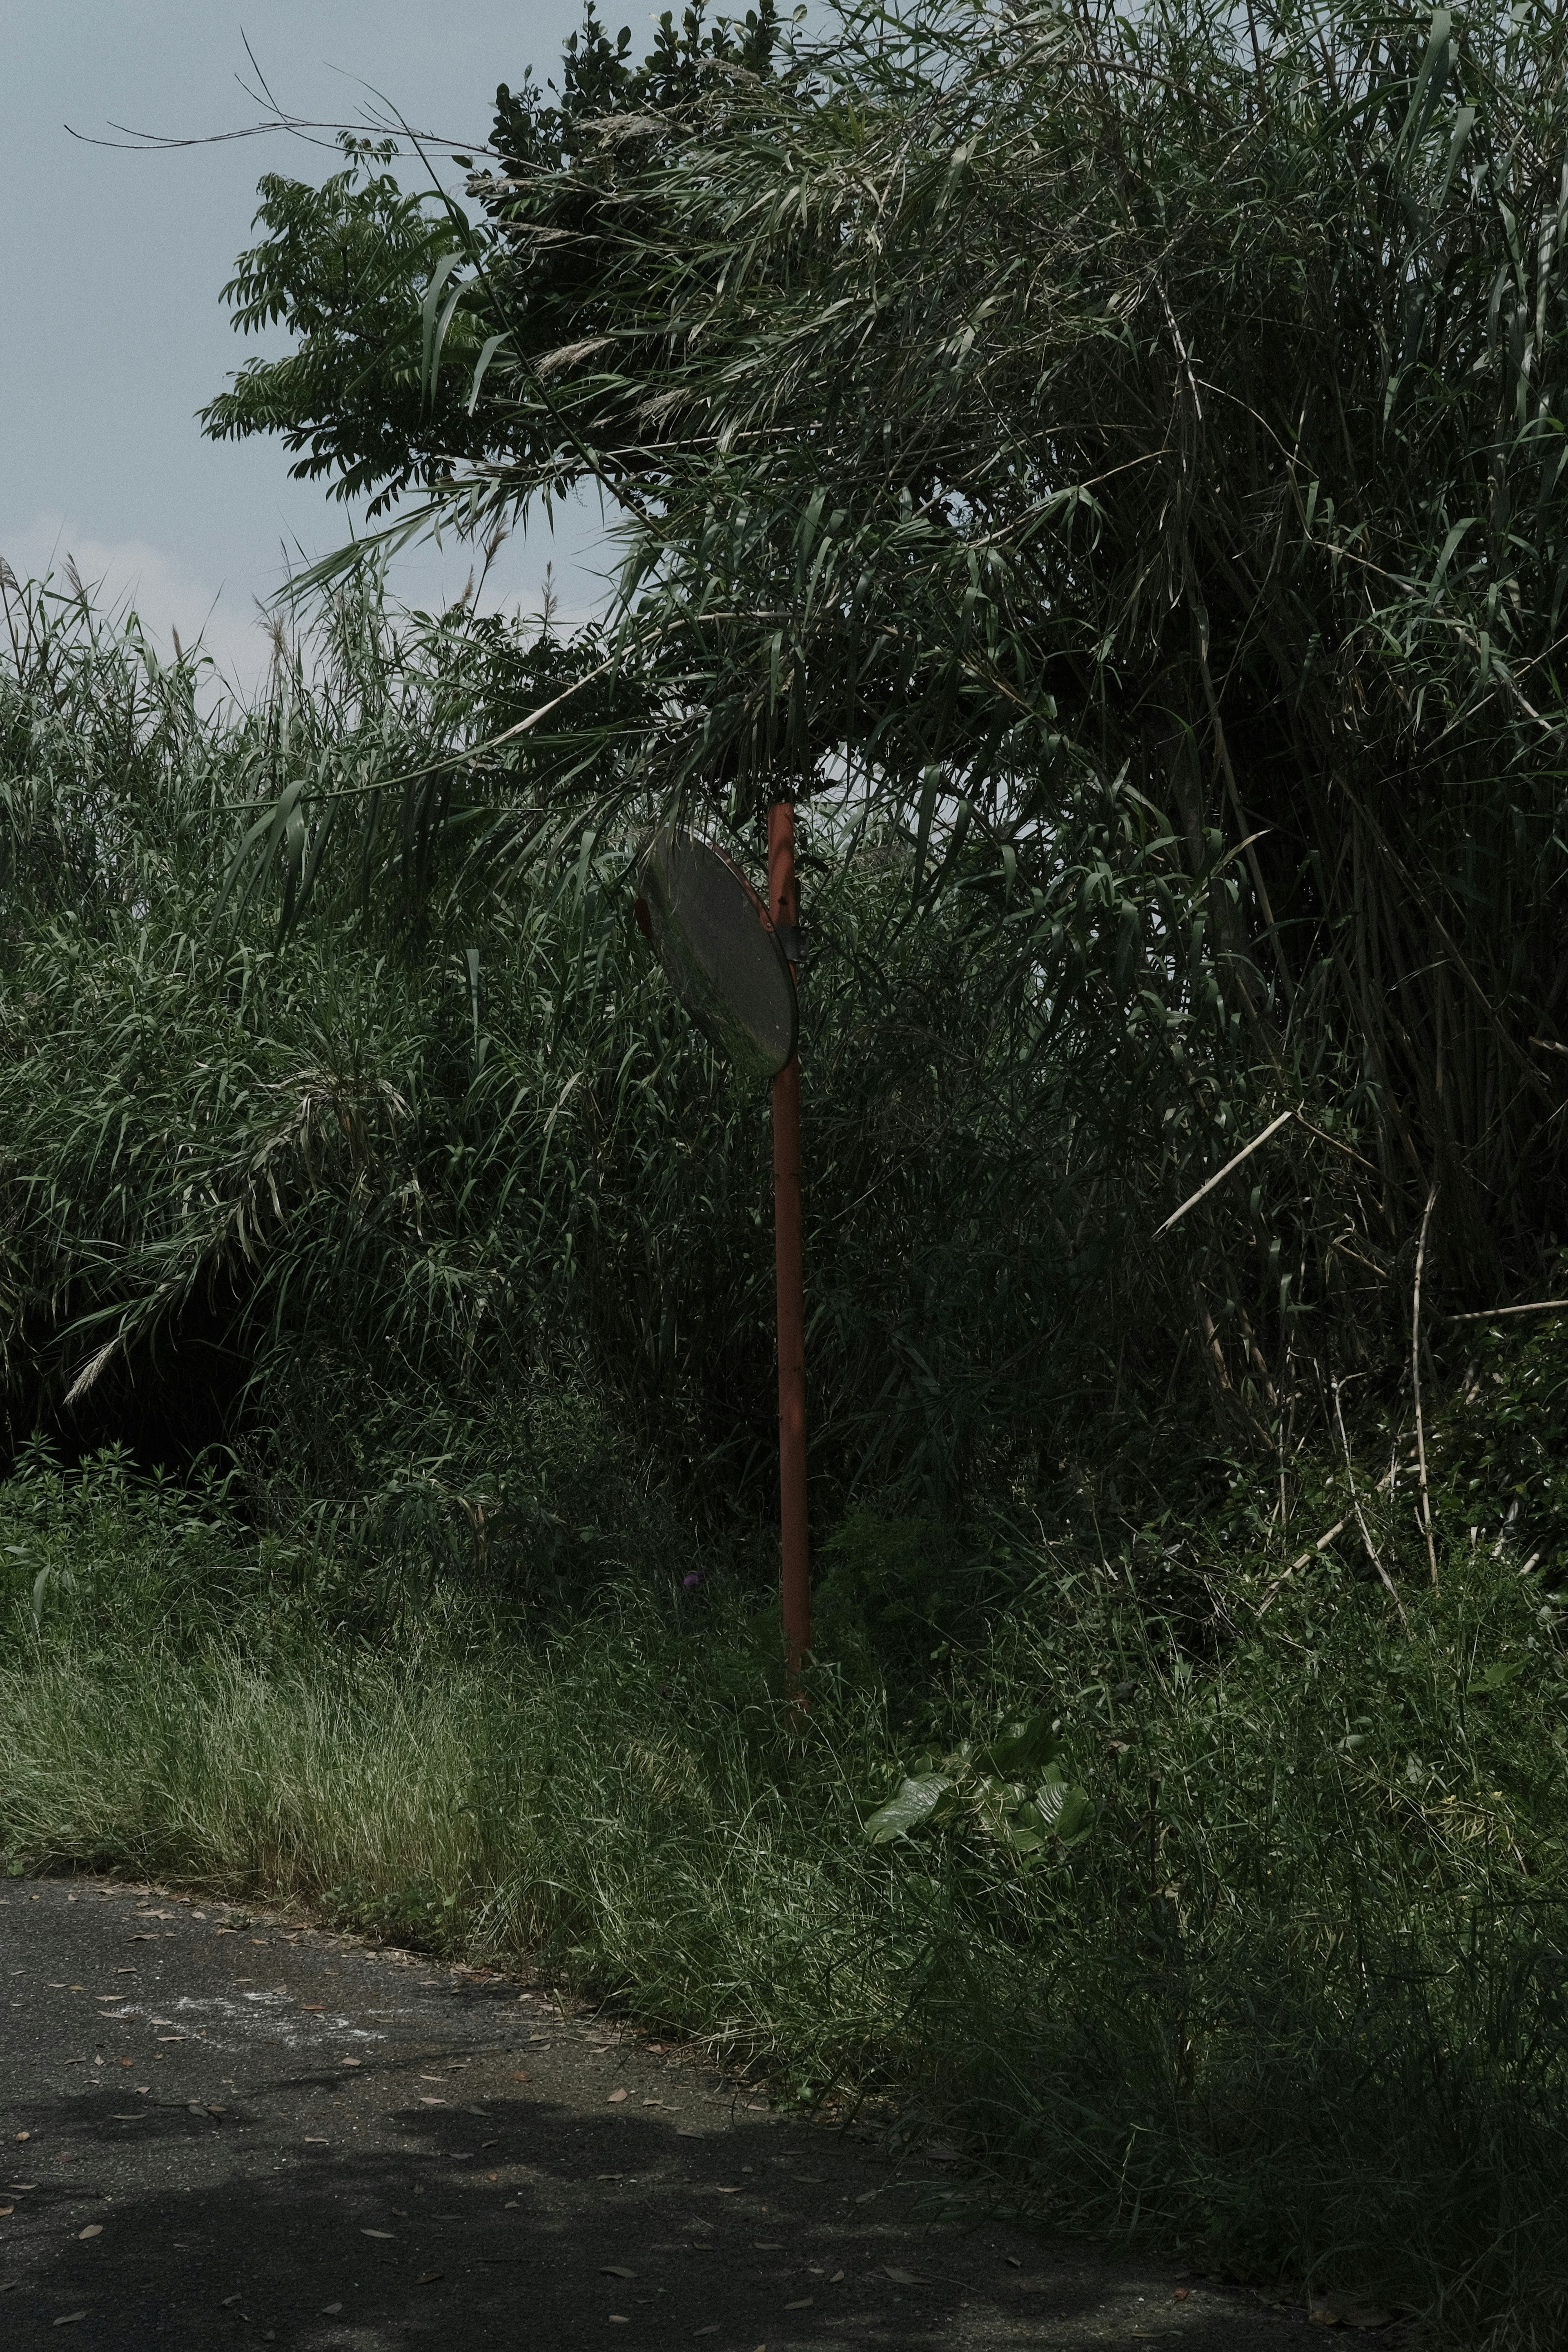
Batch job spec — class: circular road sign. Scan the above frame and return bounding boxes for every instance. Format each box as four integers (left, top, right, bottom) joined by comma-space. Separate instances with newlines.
636, 825, 797, 1085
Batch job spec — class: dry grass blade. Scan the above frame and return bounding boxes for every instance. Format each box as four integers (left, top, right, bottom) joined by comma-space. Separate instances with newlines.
1413, 1184, 1439, 1587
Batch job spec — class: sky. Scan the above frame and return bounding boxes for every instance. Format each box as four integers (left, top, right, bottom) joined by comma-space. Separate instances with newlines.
1, 1, 611, 693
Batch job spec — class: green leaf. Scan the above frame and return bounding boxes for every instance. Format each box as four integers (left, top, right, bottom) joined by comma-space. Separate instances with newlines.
990, 1715, 1060, 1775
1053, 1788, 1095, 1844
1033, 1778, 1095, 1843
420, 250, 466, 407
911, 766, 942, 900
863, 1773, 951, 1844
467, 332, 512, 417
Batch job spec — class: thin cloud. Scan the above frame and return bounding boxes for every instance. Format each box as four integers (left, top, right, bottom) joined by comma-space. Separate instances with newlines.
2, 512, 273, 696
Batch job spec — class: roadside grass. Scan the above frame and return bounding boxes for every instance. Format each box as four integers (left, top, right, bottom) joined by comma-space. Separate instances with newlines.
2, 1451, 1566, 2347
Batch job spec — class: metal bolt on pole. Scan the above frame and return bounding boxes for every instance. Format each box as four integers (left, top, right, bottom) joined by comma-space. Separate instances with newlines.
768, 799, 810, 1683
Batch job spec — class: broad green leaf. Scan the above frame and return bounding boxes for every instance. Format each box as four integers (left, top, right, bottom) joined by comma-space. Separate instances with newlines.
991, 1716, 1060, 1775
863, 1774, 951, 1844
1033, 1779, 1094, 1842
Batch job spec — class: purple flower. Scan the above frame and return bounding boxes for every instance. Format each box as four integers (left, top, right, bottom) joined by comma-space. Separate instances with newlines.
683, 1571, 702, 1589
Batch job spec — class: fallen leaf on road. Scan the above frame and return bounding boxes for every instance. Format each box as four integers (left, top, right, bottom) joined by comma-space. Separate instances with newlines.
417, 2271, 444, 2285
157, 2036, 186, 2045
340, 2058, 362, 2067
600, 2266, 637, 2278
0, 2206, 11, 2216
304, 2137, 329, 2146
361, 2229, 396, 2240
300, 2006, 324, 2014
829, 2270, 844, 2284
78, 2226, 102, 2241
1310, 2291, 1397, 2329
318, 2304, 343, 2316
786, 2297, 814, 2310
419, 2097, 447, 2107
607, 2088, 629, 2103
510, 2072, 530, 2082
693, 2330, 719, 2340
52, 2312, 87, 2326
1174, 2287, 1191, 2302
608, 2318, 630, 2326
13, 2134, 29, 2144
884, 2267, 924, 2285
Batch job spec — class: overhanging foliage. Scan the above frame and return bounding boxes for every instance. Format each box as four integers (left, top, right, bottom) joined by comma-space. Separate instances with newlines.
197, 0, 1568, 1437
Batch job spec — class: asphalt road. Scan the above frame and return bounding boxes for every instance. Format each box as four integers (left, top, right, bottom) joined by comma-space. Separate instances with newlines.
0, 1876, 1308, 2350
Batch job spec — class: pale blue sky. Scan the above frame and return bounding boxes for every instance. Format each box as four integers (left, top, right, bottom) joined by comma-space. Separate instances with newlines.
1, 1, 608, 686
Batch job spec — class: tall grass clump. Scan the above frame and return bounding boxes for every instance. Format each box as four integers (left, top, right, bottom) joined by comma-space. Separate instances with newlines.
3, 1417, 1568, 2346
0, 564, 1143, 1525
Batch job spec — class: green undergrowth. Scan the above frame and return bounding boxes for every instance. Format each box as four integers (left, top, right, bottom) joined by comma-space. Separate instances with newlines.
2, 1441, 1566, 2348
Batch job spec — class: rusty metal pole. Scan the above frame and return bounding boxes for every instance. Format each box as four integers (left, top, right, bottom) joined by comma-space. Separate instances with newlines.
768, 799, 810, 1684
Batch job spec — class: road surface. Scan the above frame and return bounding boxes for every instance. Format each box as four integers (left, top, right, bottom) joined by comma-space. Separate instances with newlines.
0, 1875, 1308, 2349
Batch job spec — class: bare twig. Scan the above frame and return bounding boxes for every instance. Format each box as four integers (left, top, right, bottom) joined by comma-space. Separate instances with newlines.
1154, 1106, 1295, 1236
1255, 1451, 1406, 1614
1256, 1516, 1347, 1613
1413, 1184, 1439, 1587
1445, 1299, 1567, 1323
1330, 1375, 1411, 1631
1294, 1112, 1379, 1173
